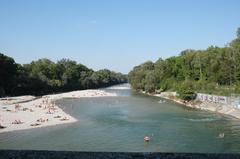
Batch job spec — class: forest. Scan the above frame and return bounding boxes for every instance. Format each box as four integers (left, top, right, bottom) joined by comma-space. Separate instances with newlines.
0, 55, 127, 97
129, 28, 240, 99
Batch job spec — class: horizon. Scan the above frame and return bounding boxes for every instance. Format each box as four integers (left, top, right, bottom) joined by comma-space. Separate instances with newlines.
0, 0, 240, 73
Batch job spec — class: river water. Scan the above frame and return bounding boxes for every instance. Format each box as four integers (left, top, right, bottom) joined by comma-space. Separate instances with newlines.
0, 84, 240, 153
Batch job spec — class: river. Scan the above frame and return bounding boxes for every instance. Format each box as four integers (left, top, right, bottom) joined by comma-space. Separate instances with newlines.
0, 84, 240, 153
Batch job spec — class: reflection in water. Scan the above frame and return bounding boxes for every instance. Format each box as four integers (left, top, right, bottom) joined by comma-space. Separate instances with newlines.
0, 84, 240, 153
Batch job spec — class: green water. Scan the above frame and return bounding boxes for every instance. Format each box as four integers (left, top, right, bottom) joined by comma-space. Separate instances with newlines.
0, 84, 240, 153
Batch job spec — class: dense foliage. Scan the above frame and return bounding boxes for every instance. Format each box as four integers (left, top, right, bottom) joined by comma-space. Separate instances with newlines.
0, 55, 127, 97
129, 28, 240, 97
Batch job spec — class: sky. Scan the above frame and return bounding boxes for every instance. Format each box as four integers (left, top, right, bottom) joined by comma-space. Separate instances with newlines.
0, 0, 240, 73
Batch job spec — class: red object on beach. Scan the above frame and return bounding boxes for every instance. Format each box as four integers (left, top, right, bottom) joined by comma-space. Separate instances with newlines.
144, 136, 150, 142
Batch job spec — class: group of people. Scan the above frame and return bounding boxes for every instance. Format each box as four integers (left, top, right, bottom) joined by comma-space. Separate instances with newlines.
36, 118, 49, 122
41, 98, 57, 114
12, 119, 23, 124
0, 96, 71, 131
30, 117, 49, 127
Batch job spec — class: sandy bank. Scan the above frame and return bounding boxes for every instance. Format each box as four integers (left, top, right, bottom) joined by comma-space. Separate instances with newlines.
148, 92, 240, 120
0, 95, 36, 106
0, 89, 117, 133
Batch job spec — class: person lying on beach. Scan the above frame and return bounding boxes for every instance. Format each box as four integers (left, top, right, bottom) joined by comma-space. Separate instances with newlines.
15, 104, 21, 110
0, 124, 6, 129
30, 123, 41, 126
37, 118, 45, 122
12, 120, 23, 124
46, 109, 53, 114
35, 104, 42, 108
60, 117, 69, 121
36, 118, 49, 122
22, 108, 29, 111
54, 115, 61, 118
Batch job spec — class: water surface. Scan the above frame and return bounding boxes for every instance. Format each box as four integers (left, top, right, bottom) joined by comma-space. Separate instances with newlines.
0, 84, 240, 153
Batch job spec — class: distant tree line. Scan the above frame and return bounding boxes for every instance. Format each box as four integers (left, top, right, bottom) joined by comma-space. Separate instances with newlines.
0, 55, 127, 97
129, 28, 240, 99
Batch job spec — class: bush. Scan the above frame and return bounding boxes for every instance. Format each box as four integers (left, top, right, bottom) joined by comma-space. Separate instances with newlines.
178, 89, 196, 101
177, 80, 196, 101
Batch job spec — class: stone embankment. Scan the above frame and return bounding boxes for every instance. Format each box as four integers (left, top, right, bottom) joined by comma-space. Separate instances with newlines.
151, 92, 240, 120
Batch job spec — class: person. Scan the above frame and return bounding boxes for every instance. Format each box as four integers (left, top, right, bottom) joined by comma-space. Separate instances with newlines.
218, 133, 224, 138
12, 120, 23, 124
0, 123, 6, 129
144, 136, 150, 142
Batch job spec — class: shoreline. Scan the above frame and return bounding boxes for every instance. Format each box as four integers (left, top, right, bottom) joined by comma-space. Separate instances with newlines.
0, 89, 117, 133
143, 91, 240, 120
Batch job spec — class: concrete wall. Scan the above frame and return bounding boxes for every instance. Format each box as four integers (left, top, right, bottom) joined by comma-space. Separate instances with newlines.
196, 93, 240, 109
0, 150, 240, 159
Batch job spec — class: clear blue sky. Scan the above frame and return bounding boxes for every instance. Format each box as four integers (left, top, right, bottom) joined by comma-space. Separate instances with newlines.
0, 0, 240, 73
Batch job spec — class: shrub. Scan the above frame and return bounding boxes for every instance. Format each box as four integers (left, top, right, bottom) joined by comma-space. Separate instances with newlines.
177, 80, 197, 101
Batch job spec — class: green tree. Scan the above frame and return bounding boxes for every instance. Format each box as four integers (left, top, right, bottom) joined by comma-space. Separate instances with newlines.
177, 81, 196, 101
128, 27, 240, 97
0, 53, 18, 96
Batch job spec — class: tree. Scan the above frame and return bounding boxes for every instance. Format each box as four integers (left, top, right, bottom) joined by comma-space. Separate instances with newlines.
128, 27, 240, 97
0, 53, 18, 96
0, 54, 127, 97
144, 71, 158, 93
177, 81, 196, 101
237, 27, 240, 39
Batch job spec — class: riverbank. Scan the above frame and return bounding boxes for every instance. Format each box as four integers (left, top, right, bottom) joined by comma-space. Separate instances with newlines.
0, 89, 117, 133
144, 91, 240, 120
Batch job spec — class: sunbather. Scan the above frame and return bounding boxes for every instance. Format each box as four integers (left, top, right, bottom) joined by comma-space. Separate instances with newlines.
0, 124, 6, 129
12, 119, 23, 124
30, 123, 41, 126
60, 117, 69, 121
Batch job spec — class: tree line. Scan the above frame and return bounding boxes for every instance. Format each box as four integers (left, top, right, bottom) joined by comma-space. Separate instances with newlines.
0, 55, 127, 97
129, 28, 240, 99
